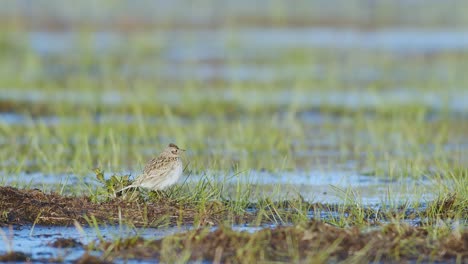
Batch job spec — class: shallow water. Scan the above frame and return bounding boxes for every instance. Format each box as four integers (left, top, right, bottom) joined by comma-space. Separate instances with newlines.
0, 225, 191, 263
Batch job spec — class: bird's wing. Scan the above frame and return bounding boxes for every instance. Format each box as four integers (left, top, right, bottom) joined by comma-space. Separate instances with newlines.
143, 156, 167, 174
140, 156, 174, 181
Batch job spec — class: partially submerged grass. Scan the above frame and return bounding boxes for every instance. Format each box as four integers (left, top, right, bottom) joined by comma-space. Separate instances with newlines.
91, 221, 467, 263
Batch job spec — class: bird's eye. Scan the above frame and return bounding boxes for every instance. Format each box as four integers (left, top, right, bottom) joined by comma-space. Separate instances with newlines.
172, 150, 177, 155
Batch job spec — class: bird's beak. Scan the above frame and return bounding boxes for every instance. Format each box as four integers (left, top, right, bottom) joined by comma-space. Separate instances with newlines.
180, 148, 186, 152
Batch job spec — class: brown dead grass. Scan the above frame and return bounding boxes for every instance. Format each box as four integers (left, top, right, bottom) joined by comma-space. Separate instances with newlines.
0, 186, 252, 227
97, 221, 468, 263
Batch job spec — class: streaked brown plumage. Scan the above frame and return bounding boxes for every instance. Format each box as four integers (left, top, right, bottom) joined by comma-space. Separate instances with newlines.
118, 143, 184, 192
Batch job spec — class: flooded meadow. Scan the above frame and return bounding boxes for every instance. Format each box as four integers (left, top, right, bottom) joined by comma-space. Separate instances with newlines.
0, 0, 467, 263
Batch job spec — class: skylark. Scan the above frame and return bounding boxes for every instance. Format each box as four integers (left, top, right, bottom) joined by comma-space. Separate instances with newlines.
118, 143, 184, 193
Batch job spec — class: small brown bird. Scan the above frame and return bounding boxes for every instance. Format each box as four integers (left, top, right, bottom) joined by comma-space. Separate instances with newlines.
118, 143, 184, 192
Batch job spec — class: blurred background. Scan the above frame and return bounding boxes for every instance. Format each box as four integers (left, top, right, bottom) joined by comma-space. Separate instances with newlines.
0, 0, 467, 202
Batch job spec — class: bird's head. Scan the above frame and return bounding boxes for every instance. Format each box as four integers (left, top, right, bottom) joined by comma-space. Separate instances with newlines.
165, 143, 185, 157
